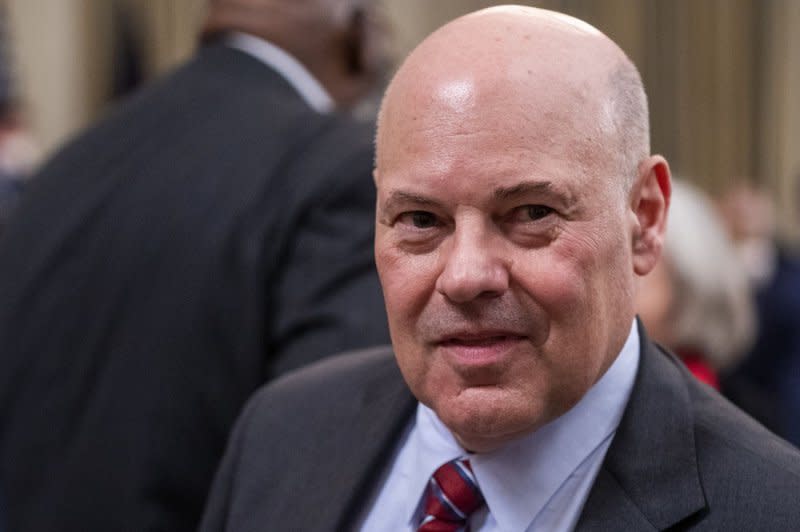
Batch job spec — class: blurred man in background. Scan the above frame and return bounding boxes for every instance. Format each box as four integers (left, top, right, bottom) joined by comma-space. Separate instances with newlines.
634, 179, 782, 432
719, 181, 800, 446
0, 1, 390, 531
636, 179, 756, 389
0, 8, 38, 236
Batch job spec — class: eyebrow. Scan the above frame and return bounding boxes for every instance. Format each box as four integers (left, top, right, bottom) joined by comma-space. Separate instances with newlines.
493, 181, 554, 200
493, 180, 577, 208
381, 180, 577, 213
381, 190, 443, 212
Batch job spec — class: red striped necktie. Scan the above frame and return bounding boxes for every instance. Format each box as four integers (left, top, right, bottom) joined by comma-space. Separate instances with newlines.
418, 457, 486, 532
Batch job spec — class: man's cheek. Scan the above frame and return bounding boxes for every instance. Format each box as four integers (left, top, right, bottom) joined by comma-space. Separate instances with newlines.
514, 249, 589, 310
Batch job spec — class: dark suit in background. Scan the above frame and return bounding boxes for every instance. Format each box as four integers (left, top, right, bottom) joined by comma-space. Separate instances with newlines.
200, 325, 800, 531
732, 248, 800, 445
0, 41, 388, 532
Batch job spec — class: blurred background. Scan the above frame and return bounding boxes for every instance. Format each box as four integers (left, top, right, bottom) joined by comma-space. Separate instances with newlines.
2, 0, 799, 243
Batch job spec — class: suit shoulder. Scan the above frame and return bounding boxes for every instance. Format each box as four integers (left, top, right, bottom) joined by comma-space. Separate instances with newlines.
298, 113, 375, 167
653, 342, 800, 476
691, 381, 800, 474
248, 345, 398, 410
321, 113, 375, 144
688, 382, 800, 521
227, 345, 409, 474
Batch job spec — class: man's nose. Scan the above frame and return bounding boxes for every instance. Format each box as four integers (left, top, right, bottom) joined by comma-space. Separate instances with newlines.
435, 224, 510, 303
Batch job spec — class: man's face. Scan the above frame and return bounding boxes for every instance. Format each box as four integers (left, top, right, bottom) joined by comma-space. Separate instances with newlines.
375, 73, 640, 452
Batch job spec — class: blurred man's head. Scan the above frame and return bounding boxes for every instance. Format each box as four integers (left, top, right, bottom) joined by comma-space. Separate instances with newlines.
203, 0, 389, 108
718, 181, 776, 244
636, 179, 754, 370
717, 180, 778, 285
374, 5, 670, 453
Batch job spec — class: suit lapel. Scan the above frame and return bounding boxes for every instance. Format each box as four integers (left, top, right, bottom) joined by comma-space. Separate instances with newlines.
334, 363, 417, 530
576, 468, 658, 530
576, 323, 707, 531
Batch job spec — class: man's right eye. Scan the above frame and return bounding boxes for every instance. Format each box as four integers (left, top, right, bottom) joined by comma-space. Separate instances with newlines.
398, 211, 438, 229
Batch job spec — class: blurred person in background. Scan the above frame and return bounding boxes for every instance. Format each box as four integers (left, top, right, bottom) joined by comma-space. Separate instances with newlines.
718, 181, 800, 446
636, 179, 755, 388
0, 9, 38, 236
634, 179, 781, 431
0, 1, 391, 531
0, 102, 40, 236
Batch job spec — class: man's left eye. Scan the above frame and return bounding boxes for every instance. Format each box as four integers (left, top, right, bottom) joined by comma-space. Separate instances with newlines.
524, 205, 554, 220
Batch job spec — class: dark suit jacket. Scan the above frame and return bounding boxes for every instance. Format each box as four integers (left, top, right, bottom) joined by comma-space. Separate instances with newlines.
0, 42, 388, 532
727, 247, 800, 445
200, 323, 800, 531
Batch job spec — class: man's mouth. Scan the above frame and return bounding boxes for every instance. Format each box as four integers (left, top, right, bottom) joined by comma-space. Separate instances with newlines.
435, 332, 528, 367
439, 334, 526, 347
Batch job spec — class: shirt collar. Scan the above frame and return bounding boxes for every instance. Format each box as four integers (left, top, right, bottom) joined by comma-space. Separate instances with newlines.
406, 318, 640, 530
225, 32, 335, 114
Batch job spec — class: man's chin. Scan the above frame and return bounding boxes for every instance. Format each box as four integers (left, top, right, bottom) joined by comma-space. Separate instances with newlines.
434, 387, 549, 453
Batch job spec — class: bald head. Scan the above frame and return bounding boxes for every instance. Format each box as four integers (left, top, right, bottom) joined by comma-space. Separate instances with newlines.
204, 0, 388, 108
376, 5, 649, 188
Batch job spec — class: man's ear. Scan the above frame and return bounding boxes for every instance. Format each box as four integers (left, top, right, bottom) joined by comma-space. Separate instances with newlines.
630, 155, 671, 276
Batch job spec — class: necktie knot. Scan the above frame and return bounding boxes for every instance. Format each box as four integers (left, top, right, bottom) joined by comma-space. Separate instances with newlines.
418, 457, 485, 532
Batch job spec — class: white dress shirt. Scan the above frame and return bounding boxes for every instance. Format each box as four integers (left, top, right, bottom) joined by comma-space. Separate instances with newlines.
358, 319, 640, 532
225, 32, 335, 114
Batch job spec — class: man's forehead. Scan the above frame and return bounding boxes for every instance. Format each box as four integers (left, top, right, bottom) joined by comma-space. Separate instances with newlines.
374, 96, 622, 211
376, 91, 609, 181
375, 146, 590, 214
377, 43, 615, 172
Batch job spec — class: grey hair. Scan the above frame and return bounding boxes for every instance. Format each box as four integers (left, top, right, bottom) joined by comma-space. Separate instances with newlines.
661, 179, 756, 369
606, 60, 650, 191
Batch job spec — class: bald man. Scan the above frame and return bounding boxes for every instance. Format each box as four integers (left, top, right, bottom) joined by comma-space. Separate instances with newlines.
0, 1, 389, 532
200, 6, 800, 531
